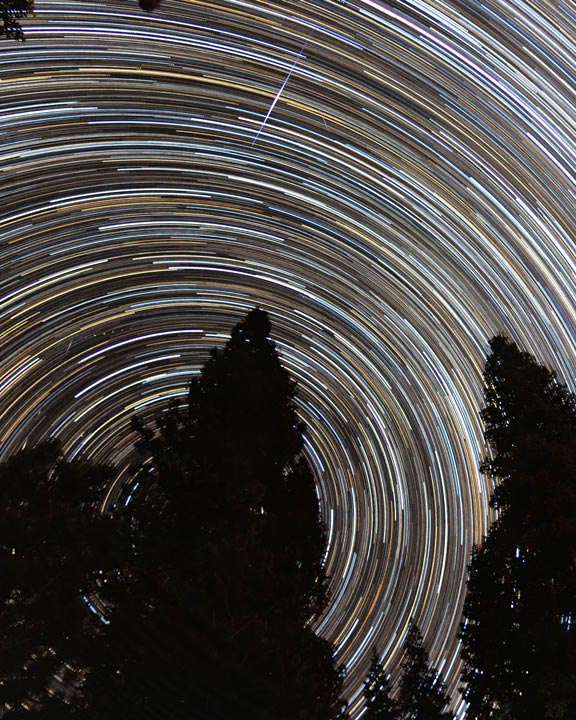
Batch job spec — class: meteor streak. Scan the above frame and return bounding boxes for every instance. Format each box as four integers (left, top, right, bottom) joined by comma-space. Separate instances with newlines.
252, 34, 312, 146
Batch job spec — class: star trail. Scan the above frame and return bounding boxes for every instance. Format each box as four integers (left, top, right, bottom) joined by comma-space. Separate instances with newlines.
2, 0, 576, 715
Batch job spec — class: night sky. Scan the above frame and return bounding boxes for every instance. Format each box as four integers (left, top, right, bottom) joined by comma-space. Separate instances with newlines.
1, 0, 576, 716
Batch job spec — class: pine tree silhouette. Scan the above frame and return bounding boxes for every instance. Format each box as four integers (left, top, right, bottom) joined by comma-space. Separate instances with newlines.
104, 308, 345, 720
398, 622, 452, 720
363, 648, 399, 719
460, 336, 576, 719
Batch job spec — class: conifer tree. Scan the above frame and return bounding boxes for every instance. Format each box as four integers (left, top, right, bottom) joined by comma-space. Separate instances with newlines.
0, 440, 124, 716
460, 336, 576, 719
363, 648, 399, 719
398, 622, 452, 720
119, 308, 344, 720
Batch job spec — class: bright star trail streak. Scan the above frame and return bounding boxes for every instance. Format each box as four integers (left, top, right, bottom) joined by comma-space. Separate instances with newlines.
252, 32, 312, 145
1, 0, 576, 716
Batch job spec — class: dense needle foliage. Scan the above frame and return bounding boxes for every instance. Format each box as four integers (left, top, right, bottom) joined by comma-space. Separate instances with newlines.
0, 309, 343, 719
397, 622, 452, 720
0, 440, 124, 715
102, 308, 344, 719
0, 0, 30, 40
460, 336, 576, 719
363, 648, 399, 720
5, 321, 576, 719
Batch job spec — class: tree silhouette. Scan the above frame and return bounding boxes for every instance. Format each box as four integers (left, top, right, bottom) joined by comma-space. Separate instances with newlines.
460, 336, 576, 719
110, 308, 344, 719
398, 622, 452, 720
0, 310, 344, 718
363, 648, 399, 719
1, 0, 31, 40
0, 440, 125, 716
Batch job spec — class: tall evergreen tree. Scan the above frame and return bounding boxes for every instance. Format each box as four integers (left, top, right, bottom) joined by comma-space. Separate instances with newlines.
398, 622, 452, 720
363, 648, 399, 719
111, 308, 344, 720
460, 336, 576, 719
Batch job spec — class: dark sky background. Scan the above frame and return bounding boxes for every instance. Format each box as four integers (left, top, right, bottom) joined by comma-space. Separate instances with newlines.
1, 0, 576, 716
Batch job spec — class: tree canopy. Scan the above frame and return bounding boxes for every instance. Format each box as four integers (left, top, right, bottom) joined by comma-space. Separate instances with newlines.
0, 440, 124, 715
398, 622, 452, 720
460, 335, 576, 719
363, 648, 399, 720
100, 308, 344, 719
12, 322, 576, 719
0, 309, 344, 719
1, 0, 30, 40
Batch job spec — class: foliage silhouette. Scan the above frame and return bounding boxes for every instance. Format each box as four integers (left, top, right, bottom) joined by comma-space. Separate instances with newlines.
1, 0, 30, 40
363, 648, 399, 719
103, 308, 345, 719
398, 622, 452, 720
0, 310, 346, 717
460, 336, 576, 719
0, 440, 125, 716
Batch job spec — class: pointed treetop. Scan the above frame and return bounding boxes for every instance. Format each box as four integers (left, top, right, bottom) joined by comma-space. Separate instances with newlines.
230, 307, 272, 347
399, 621, 452, 720
481, 334, 576, 501
363, 647, 399, 719
484, 334, 560, 400
461, 337, 576, 719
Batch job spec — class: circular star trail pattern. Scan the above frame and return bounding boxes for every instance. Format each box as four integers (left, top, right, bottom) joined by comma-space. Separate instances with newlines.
2, 0, 576, 715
